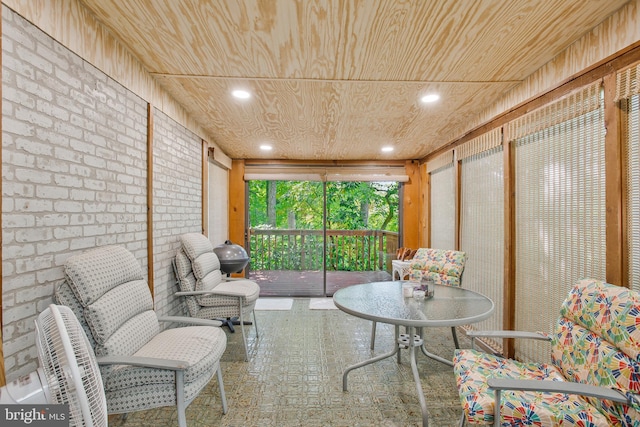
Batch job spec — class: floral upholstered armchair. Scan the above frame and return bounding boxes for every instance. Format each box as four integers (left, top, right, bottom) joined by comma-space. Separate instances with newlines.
453, 278, 640, 426
370, 247, 467, 350
408, 248, 467, 287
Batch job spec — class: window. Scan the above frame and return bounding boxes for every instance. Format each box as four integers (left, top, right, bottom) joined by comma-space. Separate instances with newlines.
458, 129, 504, 349
428, 152, 455, 250
510, 81, 606, 362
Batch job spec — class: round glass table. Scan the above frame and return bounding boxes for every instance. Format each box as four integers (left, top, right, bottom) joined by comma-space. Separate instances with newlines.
333, 281, 494, 427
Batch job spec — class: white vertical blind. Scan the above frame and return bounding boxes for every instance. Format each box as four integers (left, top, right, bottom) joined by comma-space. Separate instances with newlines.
459, 140, 504, 349
427, 151, 454, 173
208, 162, 229, 246
619, 62, 640, 293
430, 164, 456, 250
511, 81, 606, 363
624, 93, 640, 292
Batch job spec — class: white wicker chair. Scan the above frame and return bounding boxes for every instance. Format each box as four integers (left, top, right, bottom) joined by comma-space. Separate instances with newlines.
55, 245, 228, 427
173, 233, 260, 361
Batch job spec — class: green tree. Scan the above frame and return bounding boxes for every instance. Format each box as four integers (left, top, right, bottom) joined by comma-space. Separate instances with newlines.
248, 180, 398, 231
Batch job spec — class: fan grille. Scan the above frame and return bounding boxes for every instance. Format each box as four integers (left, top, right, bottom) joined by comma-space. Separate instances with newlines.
35, 305, 107, 427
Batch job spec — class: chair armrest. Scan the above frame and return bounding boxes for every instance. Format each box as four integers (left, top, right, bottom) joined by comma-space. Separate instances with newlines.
157, 316, 223, 327
175, 289, 246, 298
467, 330, 551, 341
488, 378, 634, 405
97, 355, 188, 371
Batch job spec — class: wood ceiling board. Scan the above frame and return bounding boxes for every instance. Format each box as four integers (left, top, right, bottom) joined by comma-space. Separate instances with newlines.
80, 0, 627, 80
75, 0, 631, 160
154, 76, 517, 160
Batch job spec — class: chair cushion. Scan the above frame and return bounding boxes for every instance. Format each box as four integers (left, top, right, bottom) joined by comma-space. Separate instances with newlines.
552, 279, 640, 424
197, 280, 260, 307
173, 249, 194, 288
85, 279, 153, 345
179, 233, 224, 295
64, 245, 144, 305
410, 248, 466, 287
176, 233, 260, 318
560, 278, 640, 362
61, 246, 160, 358
180, 233, 214, 262
173, 249, 201, 316
102, 325, 226, 391
98, 311, 160, 358
453, 348, 611, 425
54, 280, 96, 349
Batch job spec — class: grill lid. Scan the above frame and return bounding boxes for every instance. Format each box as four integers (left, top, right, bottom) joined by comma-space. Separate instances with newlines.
214, 240, 249, 273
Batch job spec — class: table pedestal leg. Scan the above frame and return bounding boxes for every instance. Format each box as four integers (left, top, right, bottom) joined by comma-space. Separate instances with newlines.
406, 326, 429, 427
415, 327, 454, 367
343, 325, 400, 391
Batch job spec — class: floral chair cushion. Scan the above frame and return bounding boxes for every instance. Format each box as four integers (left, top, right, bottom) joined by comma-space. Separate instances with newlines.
409, 248, 467, 287
454, 348, 610, 425
453, 279, 640, 426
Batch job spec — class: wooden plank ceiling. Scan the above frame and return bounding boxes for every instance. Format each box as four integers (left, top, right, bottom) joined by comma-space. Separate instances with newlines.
77, 0, 629, 161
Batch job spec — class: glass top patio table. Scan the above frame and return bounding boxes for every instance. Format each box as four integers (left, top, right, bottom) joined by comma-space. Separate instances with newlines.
333, 280, 494, 328
333, 281, 494, 427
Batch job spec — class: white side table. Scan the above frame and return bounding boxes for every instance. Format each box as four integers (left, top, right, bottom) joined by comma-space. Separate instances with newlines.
391, 260, 412, 281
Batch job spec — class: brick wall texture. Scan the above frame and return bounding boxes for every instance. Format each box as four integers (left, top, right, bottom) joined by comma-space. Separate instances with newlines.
2, 8, 205, 379
152, 109, 202, 318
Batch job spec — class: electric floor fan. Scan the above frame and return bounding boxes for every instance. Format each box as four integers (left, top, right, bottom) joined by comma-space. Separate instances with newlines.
0, 304, 107, 427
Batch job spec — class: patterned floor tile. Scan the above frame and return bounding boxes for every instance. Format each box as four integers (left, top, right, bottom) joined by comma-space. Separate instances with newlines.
109, 298, 468, 426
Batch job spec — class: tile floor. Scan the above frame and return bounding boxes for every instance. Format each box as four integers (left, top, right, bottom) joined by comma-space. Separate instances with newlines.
110, 298, 469, 426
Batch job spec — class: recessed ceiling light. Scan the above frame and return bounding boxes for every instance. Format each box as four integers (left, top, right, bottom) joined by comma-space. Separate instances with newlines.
420, 93, 440, 103
381, 146, 394, 152
260, 144, 272, 151
232, 89, 251, 99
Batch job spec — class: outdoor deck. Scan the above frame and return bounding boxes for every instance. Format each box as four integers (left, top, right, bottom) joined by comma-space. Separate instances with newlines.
249, 269, 393, 297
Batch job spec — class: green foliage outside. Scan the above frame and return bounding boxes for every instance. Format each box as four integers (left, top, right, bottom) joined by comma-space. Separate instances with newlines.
248, 180, 399, 272
248, 180, 399, 231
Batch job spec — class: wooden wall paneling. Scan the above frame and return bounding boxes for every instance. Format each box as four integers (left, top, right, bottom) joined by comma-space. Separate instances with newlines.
202, 140, 209, 237
146, 104, 154, 297
502, 128, 516, 358
455, 157, 462, 250
425, 170, 432, 249
604, 73, 626, 287
419, 163, 429, 247
228, 160, 246, 277
402, 160, 420, 249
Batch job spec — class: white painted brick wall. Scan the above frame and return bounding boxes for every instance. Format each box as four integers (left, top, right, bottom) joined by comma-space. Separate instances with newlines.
2, 9, 153, 380
152, 109, 202, 318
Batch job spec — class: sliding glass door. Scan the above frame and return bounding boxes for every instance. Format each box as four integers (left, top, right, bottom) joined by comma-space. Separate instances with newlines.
247, 179, 399, 297
247, 180, 325, 296
325, 181, 399, 293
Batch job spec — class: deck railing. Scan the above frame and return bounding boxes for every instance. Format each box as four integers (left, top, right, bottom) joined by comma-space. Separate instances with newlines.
248, 229, 399, 272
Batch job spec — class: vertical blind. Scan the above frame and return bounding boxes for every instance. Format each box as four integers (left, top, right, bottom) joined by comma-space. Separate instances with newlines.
208, 162, 229, 246
510, 81, 606, 363
429, 156, 456, 250
458, 129, 504, 350
618, 62, 640, 292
